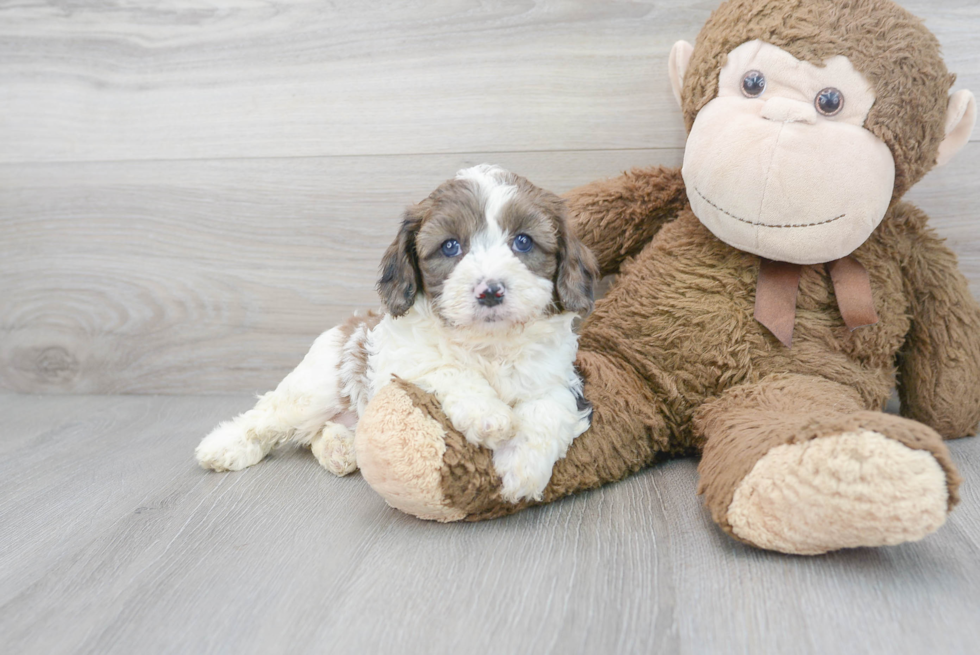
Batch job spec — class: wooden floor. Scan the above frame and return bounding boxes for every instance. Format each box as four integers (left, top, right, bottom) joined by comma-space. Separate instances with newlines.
2, 393, 979, 655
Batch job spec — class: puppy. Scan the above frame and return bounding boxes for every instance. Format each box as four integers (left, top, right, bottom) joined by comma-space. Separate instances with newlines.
195, 164, 599, 502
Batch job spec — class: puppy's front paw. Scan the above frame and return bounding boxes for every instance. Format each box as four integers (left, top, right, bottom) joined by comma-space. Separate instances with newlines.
195, 421, 265, 472
493, 439, 556, 503
444, 397, 514, 449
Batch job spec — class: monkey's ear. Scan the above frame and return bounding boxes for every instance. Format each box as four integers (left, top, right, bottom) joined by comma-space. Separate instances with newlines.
936, 90, 976, 167
556, 215, 600, 315
669, 40, 694, 108
377, 207, 424, 317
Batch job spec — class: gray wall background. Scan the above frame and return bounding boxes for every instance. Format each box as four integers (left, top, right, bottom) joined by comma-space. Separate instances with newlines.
2, 0, 977, 395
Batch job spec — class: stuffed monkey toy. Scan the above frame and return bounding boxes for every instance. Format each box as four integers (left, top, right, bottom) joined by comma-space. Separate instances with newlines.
352, 0, 980, 554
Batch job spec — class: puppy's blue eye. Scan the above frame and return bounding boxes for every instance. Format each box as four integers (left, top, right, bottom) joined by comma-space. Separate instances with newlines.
441, 239, 461, 257
512, 234, 533, 253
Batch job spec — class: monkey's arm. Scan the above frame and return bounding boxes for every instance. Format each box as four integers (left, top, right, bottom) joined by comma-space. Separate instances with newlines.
896, 205, 980, 439
563, 166, 688, 277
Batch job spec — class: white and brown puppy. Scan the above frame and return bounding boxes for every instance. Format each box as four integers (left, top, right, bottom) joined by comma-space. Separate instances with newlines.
195, 164, 599, 502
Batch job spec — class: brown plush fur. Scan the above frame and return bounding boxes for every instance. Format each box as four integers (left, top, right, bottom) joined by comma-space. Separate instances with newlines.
356, 0, 980, 550
564, 166, 688, 277
431, 188, 980, 520
694, 373, 962, 542
683, 0, 955, 201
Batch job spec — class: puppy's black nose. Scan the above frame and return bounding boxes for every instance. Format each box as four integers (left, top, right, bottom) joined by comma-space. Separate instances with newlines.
477, 281, 506, 307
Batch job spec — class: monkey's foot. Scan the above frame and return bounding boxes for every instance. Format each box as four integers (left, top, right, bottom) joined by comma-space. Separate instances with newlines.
725, 429, 952, 554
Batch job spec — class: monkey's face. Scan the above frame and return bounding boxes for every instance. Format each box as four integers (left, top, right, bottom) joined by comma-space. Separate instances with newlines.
681, 40, 895, 265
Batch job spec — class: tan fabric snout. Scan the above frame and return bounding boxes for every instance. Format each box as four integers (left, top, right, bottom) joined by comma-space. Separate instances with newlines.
681, 40, 896, 264
760, 97, 818, 124
683, 96, 895, 264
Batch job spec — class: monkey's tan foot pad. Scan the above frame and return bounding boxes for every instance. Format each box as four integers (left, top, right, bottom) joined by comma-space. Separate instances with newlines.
355, 381, 466, 522
727, 430, 951, 555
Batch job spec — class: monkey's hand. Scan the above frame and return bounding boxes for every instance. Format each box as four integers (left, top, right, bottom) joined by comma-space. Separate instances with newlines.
897, 205, 980, 439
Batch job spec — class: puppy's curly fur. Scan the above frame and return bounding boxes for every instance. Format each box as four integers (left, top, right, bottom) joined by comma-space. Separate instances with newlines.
196, 165, 599, 503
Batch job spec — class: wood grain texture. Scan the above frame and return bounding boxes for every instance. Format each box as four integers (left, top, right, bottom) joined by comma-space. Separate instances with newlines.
1, 393, 979, 655
1, 0, 978, 394
3, 144, 978, 395
0, 1, 975, 164
0, 149, 678, 394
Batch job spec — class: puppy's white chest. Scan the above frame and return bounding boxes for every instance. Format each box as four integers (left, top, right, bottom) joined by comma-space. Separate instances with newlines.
363, 306, 578, 411
460, 350, 523, 404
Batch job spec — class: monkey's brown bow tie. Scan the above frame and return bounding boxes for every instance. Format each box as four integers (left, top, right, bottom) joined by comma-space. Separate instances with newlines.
754, 256, 879, 348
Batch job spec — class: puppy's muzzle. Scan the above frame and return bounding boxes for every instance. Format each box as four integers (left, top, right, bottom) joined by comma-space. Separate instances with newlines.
476, 280, 506, 308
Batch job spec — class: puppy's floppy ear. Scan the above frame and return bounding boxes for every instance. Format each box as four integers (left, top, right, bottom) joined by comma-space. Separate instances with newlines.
378, 205, 424, 317
555, 206, 600, 314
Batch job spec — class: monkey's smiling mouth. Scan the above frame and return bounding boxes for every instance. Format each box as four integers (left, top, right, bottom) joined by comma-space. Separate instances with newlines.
694, 186, 846, 229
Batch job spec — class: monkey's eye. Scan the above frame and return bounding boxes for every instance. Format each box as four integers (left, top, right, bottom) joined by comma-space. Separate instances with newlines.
512, 234, 533, 253
741, 70, 766, 97
815, 87, 844, 116
440, 239, 461, 257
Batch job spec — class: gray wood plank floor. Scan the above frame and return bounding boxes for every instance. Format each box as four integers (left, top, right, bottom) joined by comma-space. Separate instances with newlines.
3, 0, 979, 395
3, 144, 978, 395
1, 0, 975, 163
2, 394, 979, 655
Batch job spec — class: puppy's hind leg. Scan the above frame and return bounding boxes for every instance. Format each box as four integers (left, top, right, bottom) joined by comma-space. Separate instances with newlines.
196, 327, 349, 472
310, 413, 358, 477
